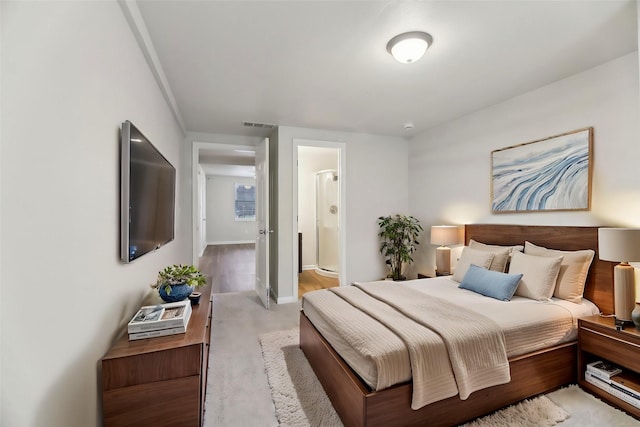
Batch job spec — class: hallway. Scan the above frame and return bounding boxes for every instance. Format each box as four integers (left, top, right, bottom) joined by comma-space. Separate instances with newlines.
198, 244, 255, 293
199, 243, 338, 297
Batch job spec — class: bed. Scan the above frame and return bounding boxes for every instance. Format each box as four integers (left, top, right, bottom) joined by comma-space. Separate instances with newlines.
299, 224, 615, 427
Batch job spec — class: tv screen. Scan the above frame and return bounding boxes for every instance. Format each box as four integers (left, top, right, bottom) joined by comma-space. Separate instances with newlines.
120, 120, 176, 262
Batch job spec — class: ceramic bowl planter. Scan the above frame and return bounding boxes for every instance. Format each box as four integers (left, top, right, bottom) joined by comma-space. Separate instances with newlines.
158, 283, 195, 303
152, 264, 206, 303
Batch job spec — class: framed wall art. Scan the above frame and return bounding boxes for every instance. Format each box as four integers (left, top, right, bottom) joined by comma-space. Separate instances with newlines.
491, 127, 593, 213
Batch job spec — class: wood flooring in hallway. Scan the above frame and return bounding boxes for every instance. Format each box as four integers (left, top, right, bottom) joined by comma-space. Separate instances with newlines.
199, 243, 339, 297
198, 244, 255, 293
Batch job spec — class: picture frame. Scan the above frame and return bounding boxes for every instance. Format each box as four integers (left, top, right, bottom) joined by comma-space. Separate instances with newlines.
491, 127, 593, 213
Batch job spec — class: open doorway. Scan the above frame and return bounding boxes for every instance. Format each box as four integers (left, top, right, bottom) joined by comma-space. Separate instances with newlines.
191, 142, 258, 294
293, 140, 346, 299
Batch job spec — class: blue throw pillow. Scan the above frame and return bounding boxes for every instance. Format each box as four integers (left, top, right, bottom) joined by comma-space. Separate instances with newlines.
459, 264, 523, 301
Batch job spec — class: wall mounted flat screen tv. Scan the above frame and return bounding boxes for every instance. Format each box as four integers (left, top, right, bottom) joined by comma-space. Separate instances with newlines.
120, 120, 176, 262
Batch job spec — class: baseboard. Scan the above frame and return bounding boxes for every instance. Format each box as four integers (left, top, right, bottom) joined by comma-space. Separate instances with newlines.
302, 265, 315, 271
276, 295, 298, 304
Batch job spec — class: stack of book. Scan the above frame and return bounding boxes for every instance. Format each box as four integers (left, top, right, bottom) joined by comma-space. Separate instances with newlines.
127, 300, 192, 341
585, 360, 640, 409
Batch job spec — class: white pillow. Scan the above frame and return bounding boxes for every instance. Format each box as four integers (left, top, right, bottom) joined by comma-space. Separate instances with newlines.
509, 251, 563, 301
452, 247, 495, 283
524, 241, 595, 303
469, 239, 524, 273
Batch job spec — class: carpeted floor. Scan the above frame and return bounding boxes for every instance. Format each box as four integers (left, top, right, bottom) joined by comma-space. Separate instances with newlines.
259, 327, 640, 427
204, 291, 639, 426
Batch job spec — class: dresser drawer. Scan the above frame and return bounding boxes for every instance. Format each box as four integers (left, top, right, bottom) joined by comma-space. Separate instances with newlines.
580, 326, 640, 372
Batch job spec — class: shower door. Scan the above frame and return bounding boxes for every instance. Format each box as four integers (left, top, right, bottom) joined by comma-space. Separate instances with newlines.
316, 170, 339, 274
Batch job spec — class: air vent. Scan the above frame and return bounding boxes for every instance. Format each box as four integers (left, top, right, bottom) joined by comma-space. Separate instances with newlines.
242, 121, 275, 129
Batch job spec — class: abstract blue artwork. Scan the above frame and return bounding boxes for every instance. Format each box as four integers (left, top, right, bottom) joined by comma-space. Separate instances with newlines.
491, 128, 592, 213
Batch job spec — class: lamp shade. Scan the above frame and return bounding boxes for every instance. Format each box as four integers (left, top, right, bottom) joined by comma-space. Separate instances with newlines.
598, 228, 640, 262
430, 225, 460, 246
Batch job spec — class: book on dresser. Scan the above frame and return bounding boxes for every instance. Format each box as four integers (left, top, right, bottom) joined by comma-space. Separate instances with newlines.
585, 370, 640, 410
611, 371, 640, 401
128, 324, 190, 341
586, 360, 623, 381
127, 300, 192, 335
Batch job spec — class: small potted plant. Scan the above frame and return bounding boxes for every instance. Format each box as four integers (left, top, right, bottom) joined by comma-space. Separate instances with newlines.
377, 214, 423, 281
152, 264, 207, 303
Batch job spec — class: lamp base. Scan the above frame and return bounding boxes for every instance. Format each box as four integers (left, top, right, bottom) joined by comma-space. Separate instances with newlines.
614, 263, 636, 323
435, 247, 451, 275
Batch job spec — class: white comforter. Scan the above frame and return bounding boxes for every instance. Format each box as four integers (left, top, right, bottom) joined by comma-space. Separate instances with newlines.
302, 276, 599, 404
330, 282, 512, 408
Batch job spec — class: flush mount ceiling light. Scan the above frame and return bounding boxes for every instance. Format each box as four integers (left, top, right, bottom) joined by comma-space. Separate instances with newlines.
386, 31, 433, 63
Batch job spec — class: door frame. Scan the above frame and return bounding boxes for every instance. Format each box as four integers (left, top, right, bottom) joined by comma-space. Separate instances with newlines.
292, 139, 347, 300
197, 165, 206, 257
255, 138, 270, 308
191, 141, 256, 265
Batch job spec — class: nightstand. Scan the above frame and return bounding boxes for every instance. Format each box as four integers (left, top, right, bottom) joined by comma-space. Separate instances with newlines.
578, 315, 640, 419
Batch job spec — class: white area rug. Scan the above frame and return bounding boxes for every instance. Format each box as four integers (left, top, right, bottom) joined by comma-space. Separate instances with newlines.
460, 395, 568, 427
259, 328, 578, 427
259, 328, 341, 426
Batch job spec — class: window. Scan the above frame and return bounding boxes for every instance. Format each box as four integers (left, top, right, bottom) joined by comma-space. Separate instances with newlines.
235, 183, 256, 221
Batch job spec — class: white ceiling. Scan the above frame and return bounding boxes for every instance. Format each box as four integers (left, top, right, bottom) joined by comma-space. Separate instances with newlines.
198, 145, 256, 177
135, 0, 637, 140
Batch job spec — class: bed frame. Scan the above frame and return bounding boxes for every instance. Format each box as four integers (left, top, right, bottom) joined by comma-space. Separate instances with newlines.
300, 224, 615, 427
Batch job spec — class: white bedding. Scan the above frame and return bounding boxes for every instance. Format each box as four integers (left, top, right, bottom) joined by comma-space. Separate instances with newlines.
302, 276, 599, 391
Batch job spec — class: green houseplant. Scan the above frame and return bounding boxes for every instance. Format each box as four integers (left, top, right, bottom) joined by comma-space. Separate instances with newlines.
151, 264, 207, 302
377, 214, 423, 281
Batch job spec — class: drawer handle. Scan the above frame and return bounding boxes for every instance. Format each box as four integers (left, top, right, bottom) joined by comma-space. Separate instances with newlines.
582, 327, 640, 349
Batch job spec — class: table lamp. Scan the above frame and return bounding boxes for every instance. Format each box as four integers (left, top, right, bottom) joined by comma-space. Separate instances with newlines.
598, 228, 640, 323
430, 225, 461, 275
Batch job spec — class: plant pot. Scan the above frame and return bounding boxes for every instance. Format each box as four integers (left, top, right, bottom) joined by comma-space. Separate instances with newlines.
158, 283, 194, 303
188, 291, 202, 305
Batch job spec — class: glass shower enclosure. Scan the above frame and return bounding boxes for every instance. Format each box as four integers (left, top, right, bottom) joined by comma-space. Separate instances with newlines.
315, 170, 339, 277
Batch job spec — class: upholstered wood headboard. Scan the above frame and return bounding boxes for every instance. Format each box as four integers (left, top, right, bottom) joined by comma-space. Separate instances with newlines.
465, 224, 615, 314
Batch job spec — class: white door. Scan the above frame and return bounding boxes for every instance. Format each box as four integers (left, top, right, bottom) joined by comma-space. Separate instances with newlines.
197, 167, 207, 255
255, 138, 270, 309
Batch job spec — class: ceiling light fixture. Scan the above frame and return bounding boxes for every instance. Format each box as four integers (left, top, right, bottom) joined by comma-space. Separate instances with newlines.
386, 31, 433, 64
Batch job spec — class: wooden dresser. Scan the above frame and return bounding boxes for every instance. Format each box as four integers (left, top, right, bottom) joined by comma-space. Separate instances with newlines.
101, 285, 213, 427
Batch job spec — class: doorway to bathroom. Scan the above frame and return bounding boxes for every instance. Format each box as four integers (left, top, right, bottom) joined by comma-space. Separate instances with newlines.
294, 140, 346, 299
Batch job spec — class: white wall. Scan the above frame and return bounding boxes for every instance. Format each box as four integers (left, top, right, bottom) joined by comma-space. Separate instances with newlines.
0, 1, 3, 413
272, 127, 409, 301
206, 175, 257, 244
1, 2, 189, 426
409, 52, 640, 276
297, 146, 339, 269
